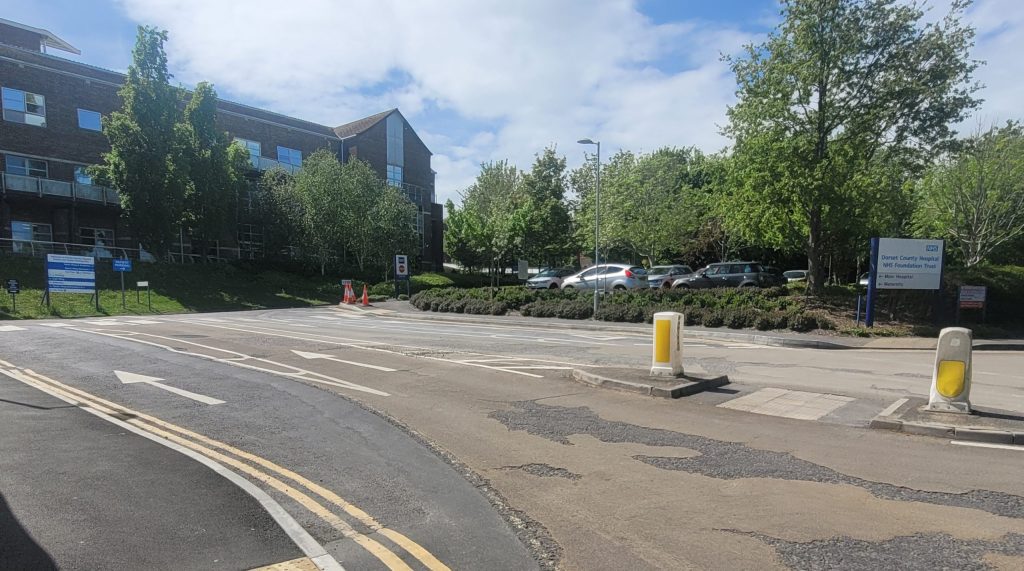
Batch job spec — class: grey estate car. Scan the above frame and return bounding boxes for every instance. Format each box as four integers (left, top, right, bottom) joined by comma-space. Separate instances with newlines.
561, 264, 648, 291
525, 267, 576, 289
647, 265, 694, 289
670, 262, 781, 289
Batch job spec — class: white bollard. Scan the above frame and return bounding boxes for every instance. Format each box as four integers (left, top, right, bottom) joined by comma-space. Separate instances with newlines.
927, 327, 973, 414
650, 312, 684, 377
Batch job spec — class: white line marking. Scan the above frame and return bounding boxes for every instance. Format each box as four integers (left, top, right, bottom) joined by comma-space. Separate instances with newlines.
123, 319, 162, 325
38, 322, 73, 328
950, 440, 1024, 452
0, 368, 344, 571
291, 350, 397, 372
0, 325, 26, 331
501, 366, 575, 370
878, 398, 909, 418
115, 370, 225, 405
78, 329, 391, 397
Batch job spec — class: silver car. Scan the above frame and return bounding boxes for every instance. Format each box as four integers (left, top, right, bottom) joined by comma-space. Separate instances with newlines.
647, 264, 693, 289
525, 267, 576, 289
560, 264, 648, 291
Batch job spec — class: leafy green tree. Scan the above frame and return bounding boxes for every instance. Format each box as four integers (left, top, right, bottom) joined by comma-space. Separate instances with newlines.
292, 149, 348, 274
723, 0, 980, 292
180, 82, 245, 259
368, 183, 419, 280
521, 147, 576, 267
913, 122, 1024, 266
444, 200, 486, 271
253, 168, 301, 260
93, 26, 187, 256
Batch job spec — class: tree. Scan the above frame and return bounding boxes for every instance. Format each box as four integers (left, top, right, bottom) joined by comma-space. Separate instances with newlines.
292, 149, 348, 274
180, 82, 245, 259
521, 147, 576, 267
368, 183, 419, 280
253, 168, 302, 260
913, 122, 1024, 266
339, 158, 417, 273
93, 26, 186, 256
723, 0, 980, 292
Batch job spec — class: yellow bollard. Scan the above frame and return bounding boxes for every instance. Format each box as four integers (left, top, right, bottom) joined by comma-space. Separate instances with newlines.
927, 327, 972, 413
651, 312, 684, 377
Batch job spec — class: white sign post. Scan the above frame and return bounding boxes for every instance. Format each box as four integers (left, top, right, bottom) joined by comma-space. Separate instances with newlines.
46, 254, 97, 311
866, 238, 944, 327
394, 254, 409, 298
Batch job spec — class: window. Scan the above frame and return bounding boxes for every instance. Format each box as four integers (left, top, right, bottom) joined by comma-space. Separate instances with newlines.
386, 112, 404, 167
387, 164, 403, 187
74, 166, 93, 185
2, 87, 46, 127
234, 138, 261, 168
5, 154, 48, 178
579, 267, 601, 278
80, 227, 114, 247
11, 221, 52, 252
277, 146, 301, 167
77, 109, 102, 131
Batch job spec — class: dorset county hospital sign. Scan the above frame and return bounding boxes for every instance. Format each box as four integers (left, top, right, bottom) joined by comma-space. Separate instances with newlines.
874, 238, 944, 290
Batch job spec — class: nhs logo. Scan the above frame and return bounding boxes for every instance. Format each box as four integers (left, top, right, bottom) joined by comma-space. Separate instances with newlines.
926, 245, 939, 252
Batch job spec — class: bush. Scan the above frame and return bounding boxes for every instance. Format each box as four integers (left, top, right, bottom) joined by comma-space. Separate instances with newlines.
595, 304, 645, 323
369, 282, 395, 297
787, 313, 818, 332
724, 309, 757, 329
520, 299, 592, 319
368, 295, 388, 303
754, 312, 789, 331
803, 310, 836, 331
398, 294, 409, 301
703, 310, 725, 328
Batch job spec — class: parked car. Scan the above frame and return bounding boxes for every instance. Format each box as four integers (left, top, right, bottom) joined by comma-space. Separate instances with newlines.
646, 264, 694, 289
670, 261, 779, 289
525, 267, 576, 289
761, 266, 787, 286
783, 269, 808, 283
561, 264, 649, 291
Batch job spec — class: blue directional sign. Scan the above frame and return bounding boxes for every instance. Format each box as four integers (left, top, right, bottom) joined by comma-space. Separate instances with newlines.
47, 254, 95, 293
113, 259, 132, 272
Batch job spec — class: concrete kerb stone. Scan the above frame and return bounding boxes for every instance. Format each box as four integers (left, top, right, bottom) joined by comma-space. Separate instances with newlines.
952, 427, 1015, 445
570, 369, 729, 399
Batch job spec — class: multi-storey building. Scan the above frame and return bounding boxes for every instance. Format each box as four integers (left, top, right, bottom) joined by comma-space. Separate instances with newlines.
0, 18, 443, 269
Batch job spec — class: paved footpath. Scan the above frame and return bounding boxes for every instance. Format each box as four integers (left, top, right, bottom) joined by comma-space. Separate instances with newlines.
2, 307, 1024, 570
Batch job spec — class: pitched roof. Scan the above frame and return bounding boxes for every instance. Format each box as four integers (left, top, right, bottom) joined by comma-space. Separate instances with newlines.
333, 108, 397, 139
0, 18, 80, 55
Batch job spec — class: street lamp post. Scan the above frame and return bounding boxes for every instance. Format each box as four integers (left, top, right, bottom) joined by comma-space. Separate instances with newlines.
578, 138, 600, 319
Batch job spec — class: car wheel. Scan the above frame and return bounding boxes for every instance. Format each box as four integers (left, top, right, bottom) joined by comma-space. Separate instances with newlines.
549, 283, 559, 289
739, 282, 756, 288
562, 285, 574, 290
673, 283, 690, 289
661, 282, 673, 290
613, 285, 626, 291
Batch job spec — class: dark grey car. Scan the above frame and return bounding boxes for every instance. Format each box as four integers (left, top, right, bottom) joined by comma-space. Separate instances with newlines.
670, 262, 778, 289
526, 267, 576, 289
647, 265, 694, 289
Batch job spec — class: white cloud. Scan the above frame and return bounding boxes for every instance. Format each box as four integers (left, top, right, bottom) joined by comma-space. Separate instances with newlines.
115, 0, 1023, 206
115, 0, 749, 205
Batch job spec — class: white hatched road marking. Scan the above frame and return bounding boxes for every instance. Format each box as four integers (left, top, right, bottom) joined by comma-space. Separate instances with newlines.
719, 388, 855, 421
878, 398, 910, 418
0, 325, 26, 332
38, 322, 73, 328
950, 441, 1024, 452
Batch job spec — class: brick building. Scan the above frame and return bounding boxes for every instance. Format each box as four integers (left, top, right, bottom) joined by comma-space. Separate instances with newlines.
0, 18, 443, 269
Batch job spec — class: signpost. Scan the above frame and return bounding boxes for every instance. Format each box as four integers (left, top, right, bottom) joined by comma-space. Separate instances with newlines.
6, 278, 19, 313
113, 258, 132, 308
394, 254, 409, 298
865, 238, 944, 327
957, 285, 987, 324
137, 281, 151, 311
46, 254, 97, 311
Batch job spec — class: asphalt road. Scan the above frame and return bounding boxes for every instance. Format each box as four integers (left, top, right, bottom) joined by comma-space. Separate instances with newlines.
2, 306, 1023, 570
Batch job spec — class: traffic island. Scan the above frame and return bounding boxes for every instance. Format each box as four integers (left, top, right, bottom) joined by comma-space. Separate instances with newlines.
570, 367, 729, 399
869, 397, 1024, 445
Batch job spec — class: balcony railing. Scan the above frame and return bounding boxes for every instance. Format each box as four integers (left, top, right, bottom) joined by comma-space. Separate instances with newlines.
2, 172, 121, 205
254, 156, 301, 175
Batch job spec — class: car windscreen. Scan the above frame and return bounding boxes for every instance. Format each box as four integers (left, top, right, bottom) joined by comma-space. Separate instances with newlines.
629, 267, 647, 275
534, 269, 559, 278
649, 266, 673, 274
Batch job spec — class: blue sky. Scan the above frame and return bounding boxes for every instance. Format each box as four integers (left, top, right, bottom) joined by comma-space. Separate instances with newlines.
11, 1, 1023, 204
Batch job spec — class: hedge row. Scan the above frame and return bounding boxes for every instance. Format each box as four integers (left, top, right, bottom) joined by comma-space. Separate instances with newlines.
409, 286, 836, 332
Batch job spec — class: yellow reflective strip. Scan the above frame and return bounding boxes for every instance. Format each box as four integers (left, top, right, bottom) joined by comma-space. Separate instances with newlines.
655, 319, 671, 363
249, 557, 319, 571
936, 360, 966, 398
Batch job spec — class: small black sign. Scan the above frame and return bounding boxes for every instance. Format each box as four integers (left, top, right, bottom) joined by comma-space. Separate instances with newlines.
5, 279, 19, 294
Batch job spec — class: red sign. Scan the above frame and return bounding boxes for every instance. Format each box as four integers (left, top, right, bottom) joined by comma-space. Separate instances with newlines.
959, 285, 986, 309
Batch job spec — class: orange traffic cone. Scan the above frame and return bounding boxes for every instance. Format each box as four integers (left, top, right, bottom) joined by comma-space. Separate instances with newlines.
361, 284, 370, 306
345, 283, 356, 304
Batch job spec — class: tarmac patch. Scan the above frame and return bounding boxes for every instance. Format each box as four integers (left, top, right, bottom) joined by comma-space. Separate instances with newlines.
502, 463, 581, 480
490, 400, 1024, 519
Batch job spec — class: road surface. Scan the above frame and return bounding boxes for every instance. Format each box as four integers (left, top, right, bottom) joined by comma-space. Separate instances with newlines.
2, 306, 1023, 570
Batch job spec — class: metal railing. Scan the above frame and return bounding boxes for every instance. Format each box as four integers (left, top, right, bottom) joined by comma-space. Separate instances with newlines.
254, 156, 301, 175
2, 172, 121, 205
0, 238, 249, 264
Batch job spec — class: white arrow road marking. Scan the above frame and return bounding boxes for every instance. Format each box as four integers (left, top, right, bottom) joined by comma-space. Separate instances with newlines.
115, 370, 225, 405
291, 350, 397, 372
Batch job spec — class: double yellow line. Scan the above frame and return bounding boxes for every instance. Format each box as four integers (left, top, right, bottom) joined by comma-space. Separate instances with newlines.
0, 364, 450, 571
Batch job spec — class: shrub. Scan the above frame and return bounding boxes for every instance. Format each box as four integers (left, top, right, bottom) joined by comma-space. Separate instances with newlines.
368, 295, 388, 303
754, 312, 788, 331
703, 310, 725, 328
683, 308, 704, 326
595, 304, 645, 323
398, 294, 409, 301
787, 313, 818, 332
724, 309, 757, 329
804, 310, 836, 331
369, 282, 395, 297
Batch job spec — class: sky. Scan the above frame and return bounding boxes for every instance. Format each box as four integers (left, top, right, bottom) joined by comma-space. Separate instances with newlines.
10, 0, 1024, 206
